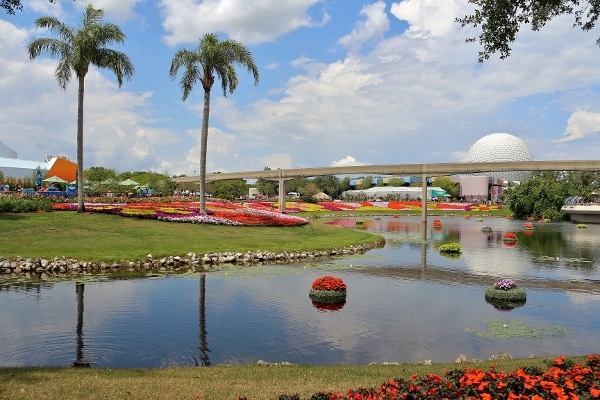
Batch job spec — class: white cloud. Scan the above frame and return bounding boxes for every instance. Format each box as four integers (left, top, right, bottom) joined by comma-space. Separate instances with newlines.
261, 153, 292, 170
331, 156, 369, 167
159, 0, 326, 46
554, 110, 600, 143
338, 1, 389, 50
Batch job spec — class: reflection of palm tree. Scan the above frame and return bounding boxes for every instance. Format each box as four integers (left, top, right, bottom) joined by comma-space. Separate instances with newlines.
198, 273, 211, 366
73, 283, 90, 368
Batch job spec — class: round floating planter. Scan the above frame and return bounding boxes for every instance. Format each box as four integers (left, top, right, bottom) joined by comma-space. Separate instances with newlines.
577, 224, 588, 229
355, 220, 364, 226
464, 215, 471, 219
439, 243, 462, 258
485, 279, 527, 309
523, 222, 534, 230
481, 225, 492, 232
309, 276, 347, 305
432, 219, 442, 228
502, 232, 517, 242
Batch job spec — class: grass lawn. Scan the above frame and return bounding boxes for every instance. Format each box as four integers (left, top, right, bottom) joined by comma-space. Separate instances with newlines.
0, 356, 585, 400
0, 211, 382, 261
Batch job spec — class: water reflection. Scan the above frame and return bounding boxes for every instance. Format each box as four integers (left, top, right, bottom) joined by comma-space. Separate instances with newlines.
1, 216, 599, 368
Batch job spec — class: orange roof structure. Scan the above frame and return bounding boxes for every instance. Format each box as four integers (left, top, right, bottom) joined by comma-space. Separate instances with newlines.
46, 157, 78, 182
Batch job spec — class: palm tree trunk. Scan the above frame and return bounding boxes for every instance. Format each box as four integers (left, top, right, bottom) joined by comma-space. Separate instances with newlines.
199, 88, 211, 215
77, 75, 85, 213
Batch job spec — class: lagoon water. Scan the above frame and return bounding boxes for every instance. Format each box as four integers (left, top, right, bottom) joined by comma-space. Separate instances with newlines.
1, 216, 599, 368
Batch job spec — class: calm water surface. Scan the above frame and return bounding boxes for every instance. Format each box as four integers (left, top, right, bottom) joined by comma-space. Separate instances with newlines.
1, 216, 599, 368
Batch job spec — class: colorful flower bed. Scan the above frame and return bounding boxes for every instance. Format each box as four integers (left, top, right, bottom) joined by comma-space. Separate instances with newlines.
52, 202, 309, 227
309, 276, 347, 304
51, 199, 504, 227
240, 355, 600, 400
524, 222, 534, 230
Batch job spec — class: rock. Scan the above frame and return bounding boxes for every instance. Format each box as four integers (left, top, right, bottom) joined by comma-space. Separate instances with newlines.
455, 354, 467, 363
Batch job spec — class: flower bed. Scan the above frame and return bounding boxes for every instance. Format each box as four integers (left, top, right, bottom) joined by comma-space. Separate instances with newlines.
481, 225, 492, 232
308, 276, 347, 304
485, 278, 527, 304
523, 222, 534, 230
432, 219, 442, 227
53, 202, 309, 227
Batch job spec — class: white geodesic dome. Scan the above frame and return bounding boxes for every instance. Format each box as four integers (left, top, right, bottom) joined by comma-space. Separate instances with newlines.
466, 133, 534, 181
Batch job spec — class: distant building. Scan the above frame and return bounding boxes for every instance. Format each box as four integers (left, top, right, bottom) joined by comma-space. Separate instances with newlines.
0, 141, 76, 181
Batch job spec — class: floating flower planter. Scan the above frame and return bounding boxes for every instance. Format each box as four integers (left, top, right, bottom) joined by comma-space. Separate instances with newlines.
309, 276, 347, 305
523, 222, 534, 230
502, 232, 517, 242
577, 224, 588, 229
355, 220, 364, 225
439, 243, 462, 258
432, 219, 442, 228
481, 225, 492, 232
485, 279, 527, 311
464, 215, 471, 219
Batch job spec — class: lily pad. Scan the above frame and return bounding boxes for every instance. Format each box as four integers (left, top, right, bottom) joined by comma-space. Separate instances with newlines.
466, 319, 572, 343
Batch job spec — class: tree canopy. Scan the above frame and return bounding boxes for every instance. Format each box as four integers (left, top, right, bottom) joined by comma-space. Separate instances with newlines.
457, 0, 600, 61
502, 171, 599, 220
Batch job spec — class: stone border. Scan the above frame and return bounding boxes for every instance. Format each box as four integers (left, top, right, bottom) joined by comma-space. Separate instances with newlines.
0, 239, 385, 279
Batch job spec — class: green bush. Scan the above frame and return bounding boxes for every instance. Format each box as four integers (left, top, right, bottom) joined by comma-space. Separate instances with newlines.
439, 243, 462, 254
0, 195, 55, 213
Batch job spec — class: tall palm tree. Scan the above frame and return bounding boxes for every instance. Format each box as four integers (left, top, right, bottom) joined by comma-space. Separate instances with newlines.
28, 4, 134, 212
169, 32, 259, 214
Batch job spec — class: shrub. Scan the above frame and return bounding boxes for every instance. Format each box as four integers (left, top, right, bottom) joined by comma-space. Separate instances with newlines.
439, 243, 462, 254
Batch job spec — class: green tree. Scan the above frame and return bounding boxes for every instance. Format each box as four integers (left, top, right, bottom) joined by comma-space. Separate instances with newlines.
386, 177, 405, 187
432, 176, 459, 198
85, 166, 117, 186
28, 4, 134, 212
457, 0, 600, 62
313, 175, 342, 199
210, 179, 248, 200
502, 171, 576, 220
1, 0, 21, 14
169, 33, 259, 214
356, 176, 374, 190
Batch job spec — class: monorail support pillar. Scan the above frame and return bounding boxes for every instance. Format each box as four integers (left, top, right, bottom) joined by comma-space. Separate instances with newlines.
421, 173, 427, 243
278, 169, 286, 212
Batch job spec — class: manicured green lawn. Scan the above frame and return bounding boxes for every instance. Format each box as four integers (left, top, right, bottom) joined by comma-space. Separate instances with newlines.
0, 211, 382, 261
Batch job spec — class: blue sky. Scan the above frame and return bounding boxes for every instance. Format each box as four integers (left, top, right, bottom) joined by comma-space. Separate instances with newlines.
1, 0, 600, 177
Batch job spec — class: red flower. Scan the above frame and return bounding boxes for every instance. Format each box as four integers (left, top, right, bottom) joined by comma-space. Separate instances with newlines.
311, 276, 346, 291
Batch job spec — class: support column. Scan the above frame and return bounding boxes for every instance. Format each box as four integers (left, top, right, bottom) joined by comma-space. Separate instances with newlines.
421, 173, 427, 243
278, 169, 286, 212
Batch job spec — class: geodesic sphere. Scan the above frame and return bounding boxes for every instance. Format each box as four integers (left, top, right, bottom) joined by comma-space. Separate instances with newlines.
466, 133, 534, 181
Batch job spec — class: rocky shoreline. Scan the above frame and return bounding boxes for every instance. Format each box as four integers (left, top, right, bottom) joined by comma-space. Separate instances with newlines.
0, 239, 385, 280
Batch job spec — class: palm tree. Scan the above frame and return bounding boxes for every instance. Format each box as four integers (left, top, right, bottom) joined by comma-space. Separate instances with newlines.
28, 4, 134, 212
169, 32, 259, 214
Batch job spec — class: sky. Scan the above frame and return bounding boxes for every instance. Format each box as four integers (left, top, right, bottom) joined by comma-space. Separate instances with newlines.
1, 0, 600, 177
